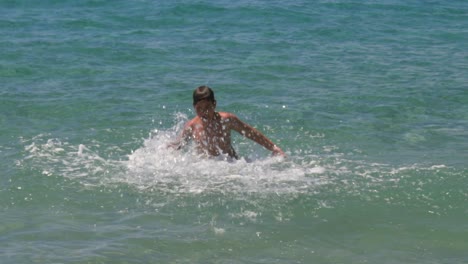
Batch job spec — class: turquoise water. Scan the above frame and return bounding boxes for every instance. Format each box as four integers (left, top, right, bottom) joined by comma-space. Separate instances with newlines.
1, 1, 467, 263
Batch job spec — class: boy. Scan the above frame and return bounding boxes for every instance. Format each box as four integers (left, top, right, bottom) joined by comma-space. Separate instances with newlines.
170, 86, 285, 159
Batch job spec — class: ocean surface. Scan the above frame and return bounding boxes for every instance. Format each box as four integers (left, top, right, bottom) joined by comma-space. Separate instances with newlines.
1, 0, 467, 263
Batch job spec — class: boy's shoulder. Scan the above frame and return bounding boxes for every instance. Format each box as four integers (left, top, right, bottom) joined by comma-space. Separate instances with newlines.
218, 111, 237, 119
218, 112, 242, 128
186, 116, 201, 127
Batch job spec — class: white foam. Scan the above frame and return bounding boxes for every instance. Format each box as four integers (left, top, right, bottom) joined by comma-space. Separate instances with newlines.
20, 128, 325, 198
21, 135, 124, 185
122, 129, 324, 195
20, 123, 454, 206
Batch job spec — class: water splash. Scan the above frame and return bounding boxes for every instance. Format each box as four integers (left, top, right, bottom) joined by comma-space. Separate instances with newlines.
18, 114, 328, 196
122, 113, 329, 195
123, 129, 325, 195
20, 134, 124, 186
18, 113, 462, 218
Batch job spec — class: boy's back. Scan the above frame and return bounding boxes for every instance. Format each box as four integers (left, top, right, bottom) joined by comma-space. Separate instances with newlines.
170, 86, 285, 159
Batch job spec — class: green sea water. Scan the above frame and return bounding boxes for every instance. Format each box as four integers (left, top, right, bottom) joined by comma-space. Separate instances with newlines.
1, 1, 467, 263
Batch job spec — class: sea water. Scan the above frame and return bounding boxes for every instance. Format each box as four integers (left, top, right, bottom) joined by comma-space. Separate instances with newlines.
1, 1, 467, 263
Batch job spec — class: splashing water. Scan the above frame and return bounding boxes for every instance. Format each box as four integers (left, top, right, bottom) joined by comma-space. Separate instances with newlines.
19, 113, 328, 197
18, 112, 463, 218
123, 113, 325, 194
124, 131, 325, 195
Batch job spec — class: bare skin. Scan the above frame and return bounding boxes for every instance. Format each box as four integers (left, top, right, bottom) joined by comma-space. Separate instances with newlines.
170, 99, 285, 158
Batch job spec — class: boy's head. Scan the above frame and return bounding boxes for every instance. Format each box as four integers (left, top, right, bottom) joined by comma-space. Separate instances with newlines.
193, 86, 215, 106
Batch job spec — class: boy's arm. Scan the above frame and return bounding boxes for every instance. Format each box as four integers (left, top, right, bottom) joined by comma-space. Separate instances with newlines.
168, 122, 192, 150
228, 113, 285, 156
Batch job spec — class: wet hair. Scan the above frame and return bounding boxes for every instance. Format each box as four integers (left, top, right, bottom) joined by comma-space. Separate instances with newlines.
193, 85, 215, 105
